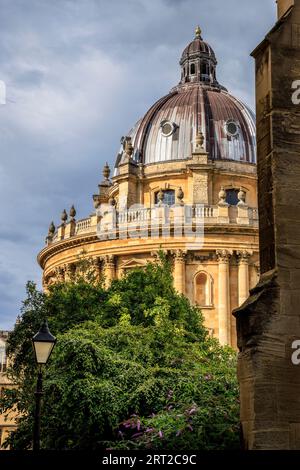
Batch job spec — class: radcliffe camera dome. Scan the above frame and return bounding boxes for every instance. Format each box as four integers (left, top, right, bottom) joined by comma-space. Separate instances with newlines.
39, 24, 260, 351
115, 27, 256, 168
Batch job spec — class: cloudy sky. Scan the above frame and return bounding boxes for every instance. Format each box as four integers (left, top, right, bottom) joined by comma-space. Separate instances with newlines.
0, 0, 276, 329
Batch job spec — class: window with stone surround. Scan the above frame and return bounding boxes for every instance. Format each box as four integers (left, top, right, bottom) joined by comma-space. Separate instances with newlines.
225, 189, 240, 206
154, 190, 175, 207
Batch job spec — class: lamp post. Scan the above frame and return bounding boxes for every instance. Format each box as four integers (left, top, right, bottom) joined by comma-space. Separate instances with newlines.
32, 320, 56, 451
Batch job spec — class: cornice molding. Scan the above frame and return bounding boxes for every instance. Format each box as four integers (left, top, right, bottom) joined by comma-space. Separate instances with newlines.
38, 225, 259, 269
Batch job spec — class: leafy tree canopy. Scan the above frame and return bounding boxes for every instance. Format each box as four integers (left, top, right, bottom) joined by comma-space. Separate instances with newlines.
0, 255, 239, 450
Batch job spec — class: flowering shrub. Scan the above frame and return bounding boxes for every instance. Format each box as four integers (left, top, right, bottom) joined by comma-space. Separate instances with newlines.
0, 256, 239, 450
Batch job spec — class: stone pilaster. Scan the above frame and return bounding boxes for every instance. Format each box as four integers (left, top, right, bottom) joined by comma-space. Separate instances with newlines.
236, 251, 251, 306
64, 263, 76, 282
64, 220, 76, 239
172, 250, 187, 295
91, 257, 101, 282
57, 224, 66, 241
55, 266, 65, 283
217, 187, 230, 224
216, 250, 231, 345
103, 255, 116, 288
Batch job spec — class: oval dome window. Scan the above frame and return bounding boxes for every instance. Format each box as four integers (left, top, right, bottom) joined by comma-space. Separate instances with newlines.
225, 120, 239, 137
161, 120, 175, 137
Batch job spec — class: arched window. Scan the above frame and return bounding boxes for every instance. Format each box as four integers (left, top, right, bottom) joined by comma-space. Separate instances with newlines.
200, 62, 209, 79
194, 272, 213, 307
190, 63, 196, 75
0, 340, 7, 373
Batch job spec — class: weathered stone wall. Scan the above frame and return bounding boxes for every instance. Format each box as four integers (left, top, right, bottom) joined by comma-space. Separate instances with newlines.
234, 0, 300, 449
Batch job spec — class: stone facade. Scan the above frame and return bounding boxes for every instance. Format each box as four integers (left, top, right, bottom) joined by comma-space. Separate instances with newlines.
0, 331, 16, 449
38, 152, 259, 348
38, 29, 260, 349
234, 0, 300, 449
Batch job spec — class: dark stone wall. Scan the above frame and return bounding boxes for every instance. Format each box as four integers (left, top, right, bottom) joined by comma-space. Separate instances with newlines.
234, 1, 300, 449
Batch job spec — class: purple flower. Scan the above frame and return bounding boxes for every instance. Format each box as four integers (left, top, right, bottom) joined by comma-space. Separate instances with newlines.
187, 424, 193, 432
176, 430, 182, 437
132, 432, 143, 439
158, 431, 164, 439
137, 420, 141, 431
145, 428, 154, 433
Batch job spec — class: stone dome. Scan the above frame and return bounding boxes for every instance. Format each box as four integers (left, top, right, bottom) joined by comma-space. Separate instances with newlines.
115, 27, 256, 170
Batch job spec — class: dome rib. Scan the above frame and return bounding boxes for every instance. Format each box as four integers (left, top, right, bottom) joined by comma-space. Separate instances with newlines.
114, 30, 256, 170
124, 86, 256, 166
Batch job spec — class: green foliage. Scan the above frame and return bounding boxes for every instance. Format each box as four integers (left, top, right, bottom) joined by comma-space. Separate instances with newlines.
0, 255, 239, 450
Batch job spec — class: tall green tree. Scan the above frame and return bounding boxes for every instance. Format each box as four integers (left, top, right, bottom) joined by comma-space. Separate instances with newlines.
0, 256, 239, 450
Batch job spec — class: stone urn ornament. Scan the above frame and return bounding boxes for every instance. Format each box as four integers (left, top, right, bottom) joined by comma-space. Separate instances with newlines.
177, 187, 184, 205
157, 189, 164, 206
61, 209, 68, 224
103, 162, 111, 181
237, 187, 246, 206
93, 195, 101, 209
195, 130, 205, 150
69, 205, 76, 221
109, 195, 117, 207
124, 137, 134, 159
218, 186, 228, 206
48, 221, 55, 237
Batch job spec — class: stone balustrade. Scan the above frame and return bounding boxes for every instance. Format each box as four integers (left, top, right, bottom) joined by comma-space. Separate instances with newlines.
47, 204, 258, 245
75, 218, 92, 233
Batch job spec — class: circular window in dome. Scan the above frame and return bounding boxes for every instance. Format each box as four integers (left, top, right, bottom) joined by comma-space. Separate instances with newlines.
225, 120, 239, 137
161, 120, 175, 137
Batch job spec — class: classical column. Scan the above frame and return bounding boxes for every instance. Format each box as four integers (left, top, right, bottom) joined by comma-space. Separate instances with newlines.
42, 276, 49, 292
54, 266, 65, 283
64, 263, 76, 282
216, 250, 231, 345
91, 257, 101, 282
173, 250, 187, 295
236, 251, 251, 306
103, 255, 115, 288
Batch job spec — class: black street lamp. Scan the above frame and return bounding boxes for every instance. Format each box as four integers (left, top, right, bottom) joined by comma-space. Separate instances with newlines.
32, 320, 56, 451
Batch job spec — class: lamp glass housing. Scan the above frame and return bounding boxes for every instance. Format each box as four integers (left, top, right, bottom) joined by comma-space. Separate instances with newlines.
32, 321, 56, 365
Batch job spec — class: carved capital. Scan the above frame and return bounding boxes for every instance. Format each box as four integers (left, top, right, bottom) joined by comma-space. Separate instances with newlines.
54, 266, 65, 282
91, 257, 101, 268
102, 255, 115, 267
216, 250, 232, 263
172, 249, 187, 263
151, 250, 168, 260
42, 276, 49, 290
236, 250, 252, 265
64, 263, 76, 280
